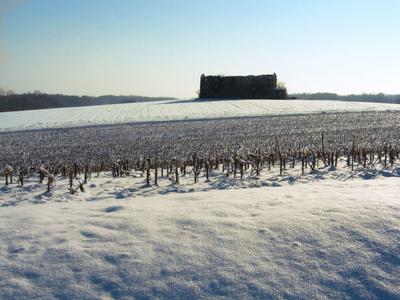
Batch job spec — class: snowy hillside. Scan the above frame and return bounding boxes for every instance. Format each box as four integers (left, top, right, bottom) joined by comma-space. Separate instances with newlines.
1, 99, 399, 299
1, 99, 399, 132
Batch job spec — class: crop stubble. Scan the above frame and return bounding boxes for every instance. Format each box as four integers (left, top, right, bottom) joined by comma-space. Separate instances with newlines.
0, 111, 399, 168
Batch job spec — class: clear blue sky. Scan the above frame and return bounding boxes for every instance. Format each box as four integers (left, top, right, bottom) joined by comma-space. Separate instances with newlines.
1, 0, 399, 98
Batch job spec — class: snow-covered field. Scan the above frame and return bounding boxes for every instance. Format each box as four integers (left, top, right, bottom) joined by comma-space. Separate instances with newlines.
1, 99, 399, 132
1, 99, 400, 299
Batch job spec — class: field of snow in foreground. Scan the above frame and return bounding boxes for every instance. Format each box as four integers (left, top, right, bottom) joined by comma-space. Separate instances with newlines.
1, 99, 399, 132
1, 159, 399, 299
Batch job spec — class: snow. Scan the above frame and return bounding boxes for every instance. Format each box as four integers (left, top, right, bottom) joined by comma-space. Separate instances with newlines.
1, 99, 400, 299
1, 99, 399, 132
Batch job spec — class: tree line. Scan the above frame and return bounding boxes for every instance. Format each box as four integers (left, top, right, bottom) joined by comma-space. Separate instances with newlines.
289, 92, 400, 103
1, 89, 399, 113
0, 90, 176, 112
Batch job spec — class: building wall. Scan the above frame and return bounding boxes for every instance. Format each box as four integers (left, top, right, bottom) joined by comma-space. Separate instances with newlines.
199, 74, 287, 99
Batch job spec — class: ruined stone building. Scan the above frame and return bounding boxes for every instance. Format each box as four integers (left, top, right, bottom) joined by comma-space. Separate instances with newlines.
199, 73, 287, 99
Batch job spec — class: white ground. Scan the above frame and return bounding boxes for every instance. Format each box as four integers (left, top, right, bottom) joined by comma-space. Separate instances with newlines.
1, 99, 399, 132
1, 99, 400, 299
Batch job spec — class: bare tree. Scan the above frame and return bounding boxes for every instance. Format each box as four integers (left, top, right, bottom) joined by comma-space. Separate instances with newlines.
277, 81, 286, 90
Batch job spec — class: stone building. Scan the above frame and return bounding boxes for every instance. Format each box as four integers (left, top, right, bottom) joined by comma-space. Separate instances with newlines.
199, 73, 287, 99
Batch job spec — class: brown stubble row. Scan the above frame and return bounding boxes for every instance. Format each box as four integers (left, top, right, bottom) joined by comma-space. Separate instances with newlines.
1, 111, 399, 193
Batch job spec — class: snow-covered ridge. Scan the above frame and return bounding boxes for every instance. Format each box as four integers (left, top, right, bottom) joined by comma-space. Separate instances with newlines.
1, 99, 399, 132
